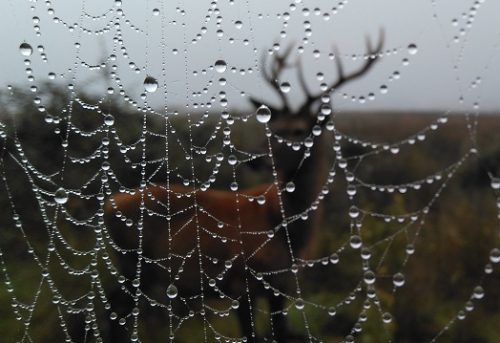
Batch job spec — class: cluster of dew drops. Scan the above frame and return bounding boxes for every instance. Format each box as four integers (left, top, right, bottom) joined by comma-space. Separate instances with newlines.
1, 0, 499, 342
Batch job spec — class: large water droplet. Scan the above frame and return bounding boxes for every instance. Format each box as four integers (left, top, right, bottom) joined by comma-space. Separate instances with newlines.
280, 82, 291, 93
166, 284, 178, 299
295, 298, 305, 310
54, 188, 68, 204
231, 300, 240, 309
382, 312, 392, 323
19, 42, 33, 56
491, 177, 500, 190
407, 44, 418, 55
214, 60, 227, 73
350, 235, 362, 249
144, 76, 158, 93
348, 205, 360, 219
490, 248, 500, 263
256, 105, 271, 123
363, 270, 376, 285
473, 286, 484, 299
104, 114, 115, 126
392, 272, 405, 287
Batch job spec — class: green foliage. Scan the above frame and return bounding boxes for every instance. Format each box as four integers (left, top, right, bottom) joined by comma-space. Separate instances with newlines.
1, 89, 499, 341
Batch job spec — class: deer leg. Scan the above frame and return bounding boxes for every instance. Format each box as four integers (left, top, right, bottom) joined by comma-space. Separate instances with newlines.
268, 295, 288, 343
237, 296, 258, 343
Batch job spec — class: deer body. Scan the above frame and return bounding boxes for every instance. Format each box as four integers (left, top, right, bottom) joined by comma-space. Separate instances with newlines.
103, 32, 384, 342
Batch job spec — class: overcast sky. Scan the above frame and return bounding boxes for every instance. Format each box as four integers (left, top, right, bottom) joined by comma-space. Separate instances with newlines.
1, 0, 499, 112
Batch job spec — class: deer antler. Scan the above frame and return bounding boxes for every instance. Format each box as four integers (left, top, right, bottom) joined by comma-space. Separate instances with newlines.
252, 44, 295, 112
298, 29, 385, 119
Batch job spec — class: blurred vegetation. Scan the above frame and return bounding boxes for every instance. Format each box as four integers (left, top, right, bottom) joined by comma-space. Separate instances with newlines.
0, 85, 499, 342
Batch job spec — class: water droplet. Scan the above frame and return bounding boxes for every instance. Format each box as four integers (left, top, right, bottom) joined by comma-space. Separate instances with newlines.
295, 298, 305, 310
363, 270, 376, 285
256, 105, 271, 123
228, 155, 237, 166
152, 8, 160, 16
144, 76, 158, 93
285, 181, 295, 192
166, 284, 178, 299
490, 248, 500, 264
231, 300, 240, 309
19, 42, 33, 56
256, 195, 266, 205
491, 177, 500, 190
329, 253, 339, 264
350, 235, 362, 249
407, 44, 418, 55
473, 286, 484, 299
393, 272, 405, 287
54, 188, 68, 204
348, 205, 359, 219
104, 114, 115, 126
320, 104, 332, 115
327, 307, 336, 316
214, 60, 227, 73
280, 82, 291, 93
382, 312, 392, 323
406, 243, 415, 255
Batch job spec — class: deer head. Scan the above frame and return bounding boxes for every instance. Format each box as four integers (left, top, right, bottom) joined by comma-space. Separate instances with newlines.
249, 31, 385, 184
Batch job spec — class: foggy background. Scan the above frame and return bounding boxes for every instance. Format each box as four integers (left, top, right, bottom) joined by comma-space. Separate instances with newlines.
0, 0, 499, 112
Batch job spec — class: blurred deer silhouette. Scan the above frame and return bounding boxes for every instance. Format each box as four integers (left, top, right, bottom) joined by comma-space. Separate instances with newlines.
103, 31, 384, 342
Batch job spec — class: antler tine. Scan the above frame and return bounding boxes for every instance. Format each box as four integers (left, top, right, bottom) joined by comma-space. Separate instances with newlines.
299, 30, 385, 116
260, 44, 294, 111
296, 58, 313, 99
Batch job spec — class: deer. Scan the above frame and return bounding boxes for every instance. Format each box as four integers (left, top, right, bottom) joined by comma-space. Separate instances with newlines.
101, 32, 384, 343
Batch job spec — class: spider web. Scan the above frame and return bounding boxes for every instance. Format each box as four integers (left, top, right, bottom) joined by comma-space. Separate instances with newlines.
0, 0, 499, 342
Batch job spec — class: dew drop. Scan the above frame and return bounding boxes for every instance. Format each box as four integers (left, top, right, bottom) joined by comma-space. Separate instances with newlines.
320, 104, 332, 115
473, 286, 484, 299
54, 188, 68, 204
152, 8, 160, 16
166, 284, 178, 299
329, 253, 339, 264
392, 272, 405, 287
350, 235, 362, 249
348, 205, 360, 219
19, 42, 33, 56
104, 114, 115, 126
491, 177, 500, 190
256, 105, 271, 123
363, 270, 376, 285
231, 300, 240, 309
280, 82, 291, 93
144, 76, 158, 93
295, 298, 305, 310
407, 43, 418, 55
285, 181, 295, 192
214, 59, 227, 73
490, 248, 500, 264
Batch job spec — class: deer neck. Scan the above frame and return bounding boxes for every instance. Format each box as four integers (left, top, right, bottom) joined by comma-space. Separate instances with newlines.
280, 133, 329, 259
